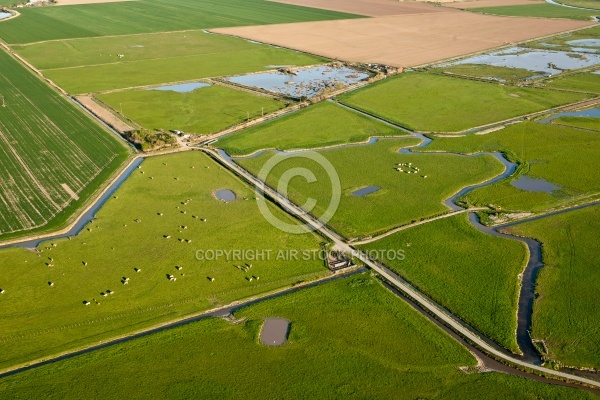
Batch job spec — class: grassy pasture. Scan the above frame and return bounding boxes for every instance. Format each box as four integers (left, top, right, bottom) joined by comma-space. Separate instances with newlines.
0, 49, 130, 238
550, 0, 600, 10
218, 102, 405, 156
361, 214, 526, 352
551, 115, 600, 130
16, 31, 327, 93
338, 73, 589, 132
0, 151, 327, 370
422, 122, 600, 212
0, 274, 597, 399
434, 64, 537, 83
508, 205, 600, 369
237, 139, 505, 239
470, 4, 598, 20
97, 84, 287, 135
0, 0, 362, 44
543, 72, 600, 94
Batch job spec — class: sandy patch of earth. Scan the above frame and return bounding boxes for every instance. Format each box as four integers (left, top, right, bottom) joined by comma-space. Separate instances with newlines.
76, 95, 134, 134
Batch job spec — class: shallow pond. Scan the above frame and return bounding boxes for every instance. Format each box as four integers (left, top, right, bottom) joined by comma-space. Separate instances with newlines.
147, 82, 211, 93
539, 107, 600, 123
260, 318, 290, 346
566, 39, 600, 48
511, 176, 561, 193
215, 189, 236, 201
0, 12, 11, 20
446, 47, 600, 76
226, 65, 369, 99
351, 186, 380, 197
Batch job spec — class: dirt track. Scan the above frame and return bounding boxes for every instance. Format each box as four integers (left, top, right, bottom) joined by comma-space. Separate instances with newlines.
445, 0, 544, 8
213, 13, 593, 68
268, 0, 455, 16
75, 95, 133, 133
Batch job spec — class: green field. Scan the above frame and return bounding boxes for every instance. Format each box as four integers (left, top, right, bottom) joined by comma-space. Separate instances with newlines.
0, 49, 130, 238
361, 214, 526, 352
543, 72, 600, 94
508, 205, 600, 369
422, 122, 600, 213
0, 151, 328, 370
238, 139, 505, 239
470, 3, 598, 20
97, 84, 287, 135
218, 102, 405, 156
0, 0, 362, 44
556, 0, 600, 10
15, 31, 328, 94
434, 64, 537, 83
0, 274, 597, 399
551, 115, 600, 130
338, 73, 589, 132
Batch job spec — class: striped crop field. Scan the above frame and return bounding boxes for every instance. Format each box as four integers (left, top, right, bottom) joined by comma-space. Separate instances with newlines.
0, 0, 362, 45
0, 49, 130, 238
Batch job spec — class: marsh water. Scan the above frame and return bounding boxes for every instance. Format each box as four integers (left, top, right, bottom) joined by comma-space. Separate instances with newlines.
147, 82, 211, 93
226, 65, 369, 99
215, 189, 236, 201
0, 12, 11, 20
351, 186, 380, 197
511, 176, 561, 193
539, 107, 600, 123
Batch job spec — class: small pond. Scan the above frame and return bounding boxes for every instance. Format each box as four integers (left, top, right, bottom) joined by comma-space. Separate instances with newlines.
147, 82, 211, 93
225, 65, 369, 99
0, 12, 12, 20
351, 186, 380, 197
511, 176, 561, 193
260, 318, 290, 346
539, 107, 600, 123
214, 189, 236, 201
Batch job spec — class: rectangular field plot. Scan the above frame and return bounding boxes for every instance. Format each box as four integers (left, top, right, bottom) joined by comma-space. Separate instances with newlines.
16, 31, 328, 94
0, 0, 362, 44
0, 50, 129, 236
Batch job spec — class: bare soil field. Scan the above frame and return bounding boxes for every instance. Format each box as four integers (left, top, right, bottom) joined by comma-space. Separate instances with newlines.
213, 13, 592, 68
268, 0, 454, 16
55, 0, 134, 4
445, 0, 543, 9
75, 95, 134, 134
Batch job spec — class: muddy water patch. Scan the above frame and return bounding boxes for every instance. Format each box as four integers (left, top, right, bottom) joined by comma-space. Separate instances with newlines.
566, 39, 600, 48
511, 176, 561, 193
147, 82, 211, 93
260, 318, 290, 346
351, 186, 380, 197
214, 189, 236, 201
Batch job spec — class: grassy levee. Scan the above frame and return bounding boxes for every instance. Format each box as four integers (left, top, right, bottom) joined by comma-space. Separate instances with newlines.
470, 4, 598, 20
360, 214, 526, 353
218, 102, 405, 156
543, 72, 600, 94
551, 115, 600, 130
421, 122, 600, 213
433, 64, 537, 83
0, 0, 363, 44
0, 274, 598, 399
507, 205, 600, 370
14, 31, 328, 94
0, 48, 131, 240
97, 85, 287, 135
0, 151, 328, 371
237, 139, 505, 239
337, 73, 590, 133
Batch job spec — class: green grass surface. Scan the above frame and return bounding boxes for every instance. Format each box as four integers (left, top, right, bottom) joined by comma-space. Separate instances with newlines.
218, 102, 405, 156
97, 84, 287, 135
422, 122, 600, 212
238, 138, 505, 238
17, 31, 327, 93
557, 0, 600, 10
0, 0, 362, 44
0, 274, 597, 399
361, 214, 526, 352
552, 115, 600, 130
0, 151, 327, 370
434, 64, 537, 83
508, 205, 600, 369
0, 48, 130, 238
470, 4, 598, 20
526, 25, 600, 51
338, 73, 589, 132
543, 72, 600, 94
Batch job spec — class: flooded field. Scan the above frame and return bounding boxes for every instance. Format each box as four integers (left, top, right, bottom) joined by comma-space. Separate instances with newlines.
214, 189, 236, 201
511, 176, 561, 193
147, 82, 211, 93
443, 47, 600, 77
225, 65, 369, 99
260, 318, 290, 346
351, 186, 380, 197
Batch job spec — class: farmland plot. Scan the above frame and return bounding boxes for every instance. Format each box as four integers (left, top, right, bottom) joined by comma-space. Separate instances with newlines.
0, 49, 129, 236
